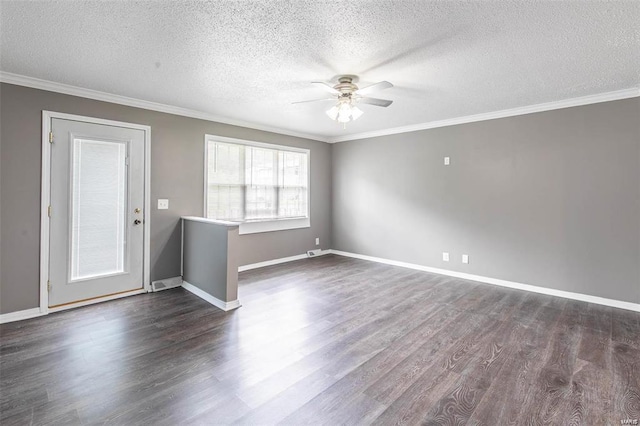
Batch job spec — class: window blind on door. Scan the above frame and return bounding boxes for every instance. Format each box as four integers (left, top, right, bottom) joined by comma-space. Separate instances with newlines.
71, 138, 127, 280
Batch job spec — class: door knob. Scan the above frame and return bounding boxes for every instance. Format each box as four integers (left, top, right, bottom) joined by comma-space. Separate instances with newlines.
134, 219, 142, 225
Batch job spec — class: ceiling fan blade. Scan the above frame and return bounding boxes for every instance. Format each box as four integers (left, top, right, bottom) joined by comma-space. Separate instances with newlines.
357, 97, 393, 107
292, 98, 335, 104
354, 81, 393, 96
311, 82, 340, 95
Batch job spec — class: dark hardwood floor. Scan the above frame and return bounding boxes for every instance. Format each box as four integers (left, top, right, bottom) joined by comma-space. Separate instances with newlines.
1, 254, 639, 425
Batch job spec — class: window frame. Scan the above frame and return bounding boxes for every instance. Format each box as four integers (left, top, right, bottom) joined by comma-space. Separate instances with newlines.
203, 134, 311, 235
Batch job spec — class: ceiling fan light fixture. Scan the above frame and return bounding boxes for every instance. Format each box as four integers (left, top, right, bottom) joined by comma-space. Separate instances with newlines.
337, 114, 351, 124
327, 100, 364, 124
326, 105, 340, 121
336, 102, 353, 123
351, 106, 364, 121
309, 75, 393, 126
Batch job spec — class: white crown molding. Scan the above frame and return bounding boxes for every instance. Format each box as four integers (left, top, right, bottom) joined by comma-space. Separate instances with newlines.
3, 71, 637, 145
0, 71, 328, 143
330, 250, 640, 312
328, 87, 640, 143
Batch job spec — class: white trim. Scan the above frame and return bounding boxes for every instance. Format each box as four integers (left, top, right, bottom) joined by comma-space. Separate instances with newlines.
1, 72, 325, 143
43, 111, 153, 132
202, 137, 208, 227
205, 134, 312, 154
181, 281, 241, 311
5, 72, 637, 146
238, 250, 331, 272
328, 87, 640, 143
0, 308, 47, 324
181, 216, 240, 227
240, 218, 310, 235
40, 113, 53, 314
0, 293, 143, 323
330, 250, 640, 313
40, 111, 152, 314
181, 219, 184, 278
143, 123, 152, 293
48, 289, 146, 313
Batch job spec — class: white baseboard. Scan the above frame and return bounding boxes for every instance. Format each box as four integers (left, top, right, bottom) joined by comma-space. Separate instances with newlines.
330, 250, 640, 313
0, 307, 47, 324
238, 249, 331, 272
182, 281, 241, 311
1, 288, 148, 323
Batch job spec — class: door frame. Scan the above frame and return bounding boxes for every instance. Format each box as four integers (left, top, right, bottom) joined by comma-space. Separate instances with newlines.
40, 111, 152, 313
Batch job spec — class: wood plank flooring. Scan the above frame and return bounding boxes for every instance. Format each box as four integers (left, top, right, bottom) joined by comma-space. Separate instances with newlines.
1, 254, 639, 425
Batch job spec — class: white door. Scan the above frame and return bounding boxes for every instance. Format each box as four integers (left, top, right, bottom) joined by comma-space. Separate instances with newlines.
48, 118, 146, 307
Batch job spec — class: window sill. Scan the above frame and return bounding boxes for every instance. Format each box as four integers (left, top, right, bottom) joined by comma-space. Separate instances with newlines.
239, 217, 310, 235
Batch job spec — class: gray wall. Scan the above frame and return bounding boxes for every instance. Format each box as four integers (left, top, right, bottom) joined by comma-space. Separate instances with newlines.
2, 81, 638, 314
0, 83, 332, 314
182, 220, 238, 303
332, 98, 640, 304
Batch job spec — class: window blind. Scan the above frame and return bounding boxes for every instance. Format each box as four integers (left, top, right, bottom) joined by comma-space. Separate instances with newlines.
206, 140, 308, 222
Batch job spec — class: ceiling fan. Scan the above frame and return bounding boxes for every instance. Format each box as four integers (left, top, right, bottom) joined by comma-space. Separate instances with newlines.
294, 75, 393, 125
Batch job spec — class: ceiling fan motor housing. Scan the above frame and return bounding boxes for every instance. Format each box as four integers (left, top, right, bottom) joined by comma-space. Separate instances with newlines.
334, 75, 359, 95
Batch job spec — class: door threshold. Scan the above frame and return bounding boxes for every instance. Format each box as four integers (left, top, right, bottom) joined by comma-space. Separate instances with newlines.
48, 288, 146, 313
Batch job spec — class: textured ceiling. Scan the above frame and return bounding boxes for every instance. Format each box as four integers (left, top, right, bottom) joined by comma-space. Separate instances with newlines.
1, 1, 639, 140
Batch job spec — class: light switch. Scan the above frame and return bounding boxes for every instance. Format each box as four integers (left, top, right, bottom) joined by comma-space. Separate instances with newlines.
444, 157, 450, 166
157, 199, 169, 210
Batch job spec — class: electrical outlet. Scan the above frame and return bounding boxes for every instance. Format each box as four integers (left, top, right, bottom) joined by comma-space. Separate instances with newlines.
444, 157, 450, 166
157, 199, 169, 210
442, 252, 450, 262
462, 254, 469, 264
315, 237, 320, 246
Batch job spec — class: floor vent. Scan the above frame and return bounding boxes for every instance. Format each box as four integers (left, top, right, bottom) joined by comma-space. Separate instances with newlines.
307, 249, 322, 257
151, 277, 183, 292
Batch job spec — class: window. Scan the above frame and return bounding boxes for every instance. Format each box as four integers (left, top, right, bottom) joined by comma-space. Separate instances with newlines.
205, 135, 310, 234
